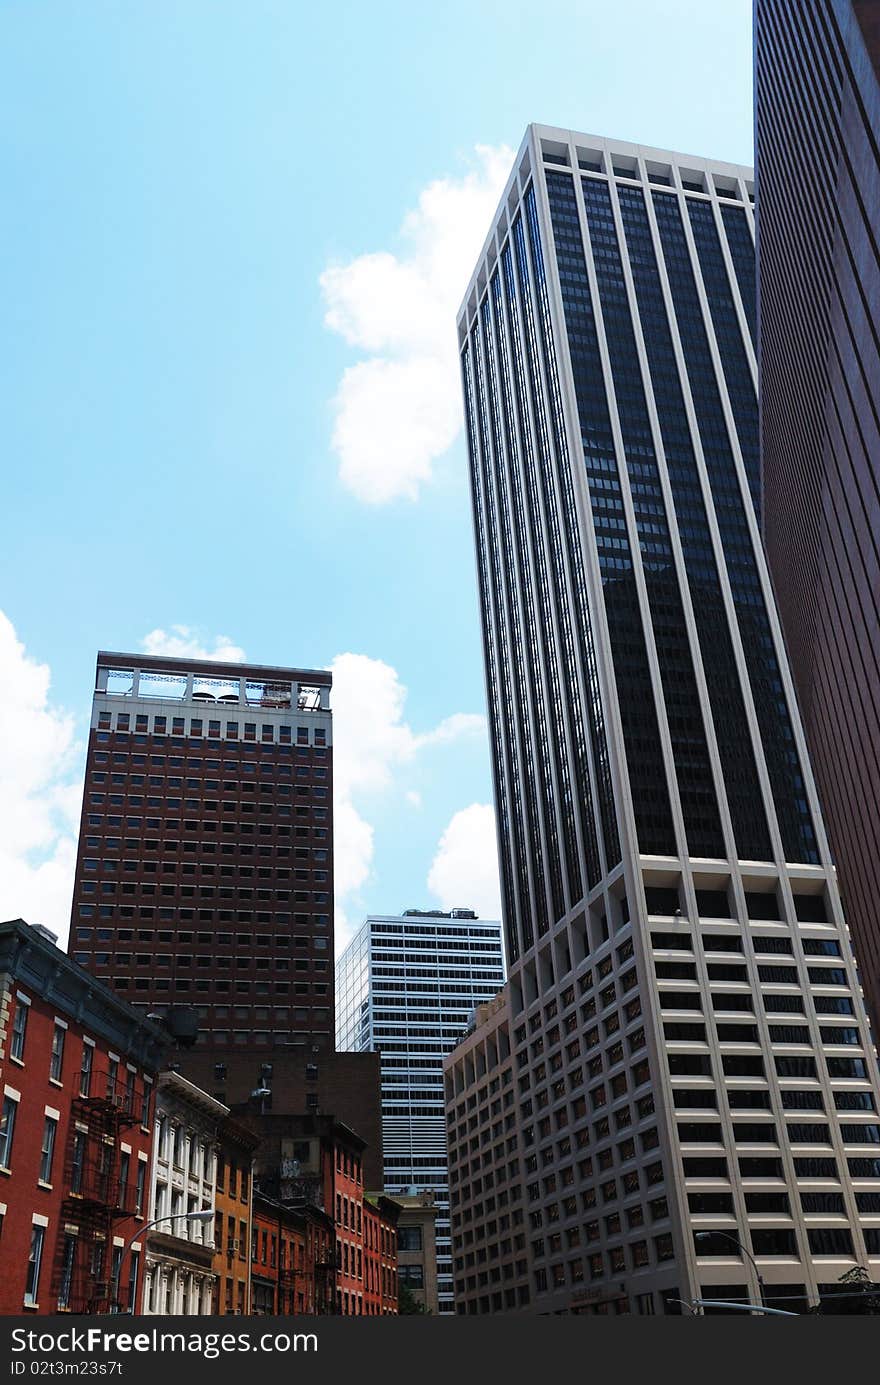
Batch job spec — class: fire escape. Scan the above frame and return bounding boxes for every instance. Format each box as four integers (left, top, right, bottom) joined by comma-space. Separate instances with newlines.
50, 1091, 141, 1315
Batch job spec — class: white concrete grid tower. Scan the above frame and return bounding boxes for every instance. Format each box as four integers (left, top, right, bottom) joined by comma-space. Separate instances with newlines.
454, 122, 880, 1314
336, 910, 505, 1312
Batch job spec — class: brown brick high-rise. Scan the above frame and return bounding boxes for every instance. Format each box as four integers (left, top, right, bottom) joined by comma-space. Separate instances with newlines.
69, 651, 334, 1050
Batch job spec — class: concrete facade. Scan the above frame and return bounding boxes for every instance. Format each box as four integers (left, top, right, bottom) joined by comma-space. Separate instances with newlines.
336, 909, 505, 1311
458, 123, 880, 1313
444, 992, 530, 1313
393, 1190, 440, 1313
142, 1071, 226, 1315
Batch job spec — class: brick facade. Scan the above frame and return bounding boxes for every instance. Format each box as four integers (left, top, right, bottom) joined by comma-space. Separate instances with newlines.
0, 919, 166, 1315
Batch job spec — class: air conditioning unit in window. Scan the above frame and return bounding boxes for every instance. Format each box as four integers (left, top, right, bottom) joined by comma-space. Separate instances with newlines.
230, 1240, 239, 1253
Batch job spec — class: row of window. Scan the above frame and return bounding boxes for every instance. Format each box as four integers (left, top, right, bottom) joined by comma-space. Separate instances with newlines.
683, 1153, 880, 1181
695, 1226, 880, 1258
677, 1120, 880, 1146
8, 1001, 152, 1118
96, 714, 327, 746
90, 753, 326, 777
81, 836, 326, 859
21, 1219, 140, 1311
82, 815, 329, 841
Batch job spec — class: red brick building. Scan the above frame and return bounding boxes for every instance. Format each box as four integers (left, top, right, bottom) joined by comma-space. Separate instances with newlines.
250, 1191, 334, 1315
234, 1110, 394, 1315
330, 1123, 366, 1315
0, 918, 167, 1314
68, 651, 334, 1051
363, 1195, 400, 1316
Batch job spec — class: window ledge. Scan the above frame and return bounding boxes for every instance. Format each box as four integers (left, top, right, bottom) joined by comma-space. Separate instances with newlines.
9, 1056, 25, 1068
37, 1181, 53, 1191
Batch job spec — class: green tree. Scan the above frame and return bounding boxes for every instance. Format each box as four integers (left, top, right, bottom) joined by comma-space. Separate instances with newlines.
811, 1266, 880, 1315
398, 1283, 429, 1315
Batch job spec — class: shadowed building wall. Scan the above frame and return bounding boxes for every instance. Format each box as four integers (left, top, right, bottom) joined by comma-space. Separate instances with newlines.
756, 0, 880, 1031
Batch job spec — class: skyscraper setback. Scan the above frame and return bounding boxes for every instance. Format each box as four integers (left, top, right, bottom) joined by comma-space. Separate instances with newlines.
456, 123, 880, 1313
69, 651, 334, 1050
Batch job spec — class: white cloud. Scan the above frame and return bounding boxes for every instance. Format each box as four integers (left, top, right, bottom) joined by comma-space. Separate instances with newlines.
428, 803, 502, 922
405, 790, 422, 810
0, 610, 82, 942
416, 712, 487, 749
321, 143, 514, 504
0, 610, 490, 959
141, 626, 246, 663
330, 652, 487, 952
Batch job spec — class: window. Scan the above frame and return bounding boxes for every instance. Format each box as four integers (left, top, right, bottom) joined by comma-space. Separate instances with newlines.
70, 1131, 86, 1193
141, 1080, 152, 1129
58, 1233, 77, 1311
110, 1247, 123, 1311
127, 1250, 140, 1312
0, 1096, 17, 1168
10, 999, 28, 1062
118, 1151, 131, 1205
807, 1227, 853, 1257
135, 1160, 147, 1216
750, 1228, 798, 1256
79, 1043, 93, 1098
24, 1224, 45, 1306
50, 1025, 66, 1082
39, 1117, 57, 1184
398, 1226, 422, 1252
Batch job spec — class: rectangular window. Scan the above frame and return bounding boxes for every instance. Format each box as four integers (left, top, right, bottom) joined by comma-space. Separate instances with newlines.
58, 1233, 77, 1311
118, 1151, 131, 1206
127, 1250, 140, 1312
79, 1043, 93, 1097
70, 1131, 86, 1193
0, 1096, 17, 1169
135, 1161, 146, 1216
24, 1225, 45, 1306
50, 1025, 66, 1083
10, 999, 28, 1062
110, 1247, 123, 1312
39, 1117, 57, 1184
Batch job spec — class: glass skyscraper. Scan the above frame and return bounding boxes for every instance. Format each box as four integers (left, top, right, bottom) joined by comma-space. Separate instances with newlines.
336, 910, 505, 1312
454, 123, 880, 1313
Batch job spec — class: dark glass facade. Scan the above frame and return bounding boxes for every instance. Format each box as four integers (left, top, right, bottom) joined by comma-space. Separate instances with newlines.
544, 171, 676, 859
757, 0, 880, 1025
615, 184, 773, 862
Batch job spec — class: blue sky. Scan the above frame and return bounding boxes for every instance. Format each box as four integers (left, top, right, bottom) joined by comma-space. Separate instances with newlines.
0, 0, 754, 952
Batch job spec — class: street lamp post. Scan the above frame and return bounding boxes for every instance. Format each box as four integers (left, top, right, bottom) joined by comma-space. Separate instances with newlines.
110, 1208, 215, 1314
695, 1230, 767, 1311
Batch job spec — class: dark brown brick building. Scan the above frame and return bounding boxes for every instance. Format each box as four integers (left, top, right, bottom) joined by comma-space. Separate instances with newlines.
69, 651, 334, 1050
756, 0, 880, 1030
178, 1048, 384, 1190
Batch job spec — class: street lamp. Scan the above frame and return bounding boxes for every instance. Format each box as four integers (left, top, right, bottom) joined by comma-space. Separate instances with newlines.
695, 1230, 766, 1310
110, 1208, 215, 1314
